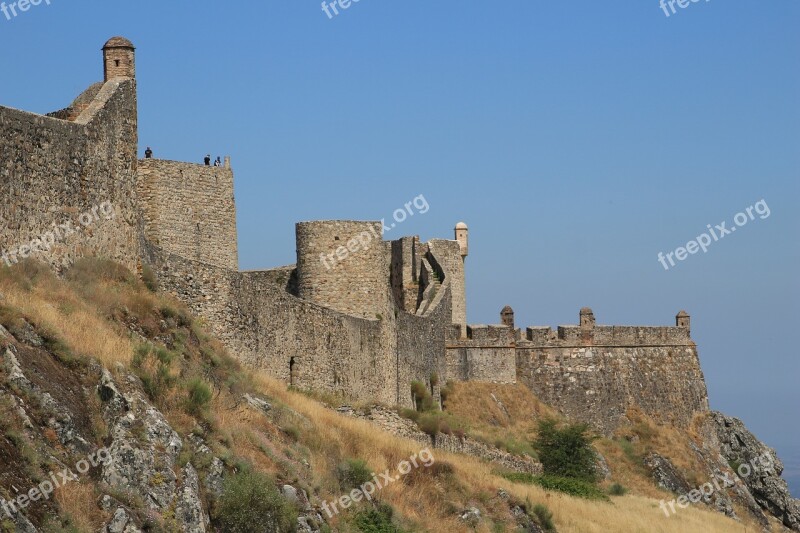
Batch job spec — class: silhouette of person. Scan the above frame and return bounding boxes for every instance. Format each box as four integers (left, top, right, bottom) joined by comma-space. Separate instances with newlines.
204, 154, 211, 166
145, 147, 153, 159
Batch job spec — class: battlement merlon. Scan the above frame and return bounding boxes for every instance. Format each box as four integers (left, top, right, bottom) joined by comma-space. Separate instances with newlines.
520, 308, 694, 347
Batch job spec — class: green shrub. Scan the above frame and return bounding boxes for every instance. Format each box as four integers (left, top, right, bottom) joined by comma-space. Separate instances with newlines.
532, 504, 556, 532
440, 380, 455, 409
410, 380, 430, 411
500, 473, 609, 501
533, 419, 599, 482
337, 458, 374, 491
215, 470, 297, 533
141, 264, 158, 292
608, 483, 627, 496
353, 503, 405, 533
186, 378, 213, 414
417, 413, 440, 437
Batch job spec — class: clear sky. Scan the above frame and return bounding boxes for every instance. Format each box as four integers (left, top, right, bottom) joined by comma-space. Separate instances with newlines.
2, 0, 798, 493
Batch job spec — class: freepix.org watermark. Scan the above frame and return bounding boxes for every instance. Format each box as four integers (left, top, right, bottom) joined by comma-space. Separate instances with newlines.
1, 0, 51, 22
320, 194, 430, 271
1, 448, 112, 520
657, 199, 770, 271
321, 0, 363, 20
659, 0, 710, 18
1, 201, 115, 267
321, 448, 436, 518
659, 451, 774, 517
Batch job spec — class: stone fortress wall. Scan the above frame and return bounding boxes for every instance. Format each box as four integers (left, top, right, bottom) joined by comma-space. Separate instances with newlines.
0, 36, 711, 428
137, 158, 238, 270
0, 74, 140, 272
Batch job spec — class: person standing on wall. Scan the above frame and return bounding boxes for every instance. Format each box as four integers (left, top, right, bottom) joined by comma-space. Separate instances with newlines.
145, 147, 153, 159
204, 154, 211, 166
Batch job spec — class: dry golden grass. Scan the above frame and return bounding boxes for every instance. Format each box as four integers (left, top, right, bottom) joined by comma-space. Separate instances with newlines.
53, 482, 109, 532
0, 276, 134, 368
0, 262, 767, 532
252, 373, 755, 533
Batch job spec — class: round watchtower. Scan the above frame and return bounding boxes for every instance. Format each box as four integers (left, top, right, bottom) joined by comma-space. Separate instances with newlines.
501, 305, 515, 329
579, 307, 596, 329
103, 36, 135, 81
295, 221, 389, 319
676, 310, 691, 332
455, 222, 468, 257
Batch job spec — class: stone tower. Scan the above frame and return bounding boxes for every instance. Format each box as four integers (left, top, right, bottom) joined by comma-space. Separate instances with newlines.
295, 220, 389, 319
501, 305, 515, 328
103, 36, 135, 81
579, 307, 596, 329
676, 310, 691, 332
455, 222, 469, 257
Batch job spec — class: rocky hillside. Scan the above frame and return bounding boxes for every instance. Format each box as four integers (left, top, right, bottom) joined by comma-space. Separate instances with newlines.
0, 259, 796, 532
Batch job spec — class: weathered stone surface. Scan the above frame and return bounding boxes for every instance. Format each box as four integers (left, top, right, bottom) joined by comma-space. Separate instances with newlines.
644, 453, 693, 494
711, 411, 800, 531
100, 373, 184, 512
175, 464, 208, 533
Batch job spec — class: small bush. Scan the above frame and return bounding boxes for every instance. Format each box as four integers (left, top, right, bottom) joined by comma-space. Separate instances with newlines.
417, 413, 440, 437
532, 504, 556, 532
337, 458, 374, 491
353, 503, 404, 533
440, 380, 455, 410
534, 419, 599, 482
186, 378, 213, 414
215, 470, 297, 533
410, 380, 430, 411
141, 264, 158, 292
501, 473, 609, 501
608, 483, 627, 496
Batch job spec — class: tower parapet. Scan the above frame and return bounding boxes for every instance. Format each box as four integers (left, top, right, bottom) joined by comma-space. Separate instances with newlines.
501, 305, 515, 329
455, 222, 469, 257
676, 310, 691, 333
103, 36, 135, 81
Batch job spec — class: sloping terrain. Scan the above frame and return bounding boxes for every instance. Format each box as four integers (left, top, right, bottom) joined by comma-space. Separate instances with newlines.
0, 259, 790, 532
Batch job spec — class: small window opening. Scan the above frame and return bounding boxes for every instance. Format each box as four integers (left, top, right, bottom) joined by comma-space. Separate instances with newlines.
115, 60, 120, 67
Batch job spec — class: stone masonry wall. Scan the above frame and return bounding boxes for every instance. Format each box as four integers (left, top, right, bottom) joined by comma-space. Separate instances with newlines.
296, 221, 390, 319
395, 279, 451, 406
516, 341, 709, 435
136, 159, 238, 270
428, 239, 466, 334
145, 246, 400, 405
0, 79, 140, 272
445, 325, 517, 384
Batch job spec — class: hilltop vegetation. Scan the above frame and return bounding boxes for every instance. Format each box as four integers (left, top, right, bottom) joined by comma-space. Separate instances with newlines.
0, 259, 778, 532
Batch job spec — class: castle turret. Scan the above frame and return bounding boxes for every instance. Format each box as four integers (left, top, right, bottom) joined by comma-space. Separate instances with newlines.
579, 307, 596, 329
501, 305, 515, 329
676, 310, 691, 333
103, 36, 135, 81
455, 222, 469, 257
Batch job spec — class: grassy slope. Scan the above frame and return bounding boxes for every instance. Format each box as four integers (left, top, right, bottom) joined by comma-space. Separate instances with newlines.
0, 260, 764, 532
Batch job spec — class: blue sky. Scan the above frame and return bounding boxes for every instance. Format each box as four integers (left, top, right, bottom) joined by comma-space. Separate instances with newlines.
2, 0, 798, 492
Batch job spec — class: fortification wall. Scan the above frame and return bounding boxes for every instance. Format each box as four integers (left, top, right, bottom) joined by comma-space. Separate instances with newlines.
0, 79, 140, 272
296, 221, 390, 319
428, 239, 466, 332
395, 280, 452, 406
516, 342, 709, 435
136, 159, 238, 270
390, 236, 423, 314
523, 325, 693, 347
145, 246, 401, 405
445, 325, 517, 383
